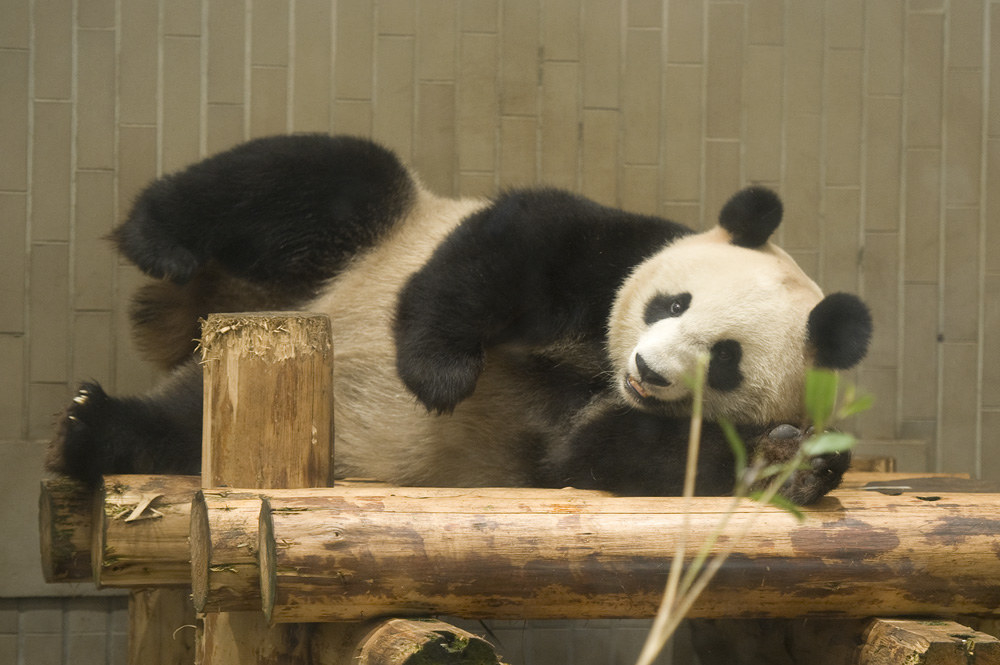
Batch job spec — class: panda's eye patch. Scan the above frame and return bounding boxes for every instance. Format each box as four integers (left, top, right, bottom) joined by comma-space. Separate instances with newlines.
708, 339, 743, 392
644, 292, 692, 325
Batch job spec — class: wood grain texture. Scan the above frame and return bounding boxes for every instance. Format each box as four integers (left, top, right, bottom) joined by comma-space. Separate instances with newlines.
858, 618, 1000, 665
92, 474, 200, 588
247, 487, 1000, 622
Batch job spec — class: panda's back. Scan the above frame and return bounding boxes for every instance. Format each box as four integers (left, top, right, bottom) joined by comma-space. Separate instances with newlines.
312, 187, 548, 486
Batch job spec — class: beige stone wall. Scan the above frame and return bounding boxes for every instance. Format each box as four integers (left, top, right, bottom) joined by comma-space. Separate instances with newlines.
2, 1, 998, 482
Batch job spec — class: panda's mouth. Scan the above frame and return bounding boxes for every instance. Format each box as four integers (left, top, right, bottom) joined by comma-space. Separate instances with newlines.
624, 375, 659, 402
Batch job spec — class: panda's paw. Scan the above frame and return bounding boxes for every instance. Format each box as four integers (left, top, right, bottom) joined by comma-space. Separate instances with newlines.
396, 349, 484, 415
751, 424, 851, 505
46, 382, 115, 487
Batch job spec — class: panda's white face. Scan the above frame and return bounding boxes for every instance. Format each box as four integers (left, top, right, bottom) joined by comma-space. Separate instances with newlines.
607, 227, 825, 425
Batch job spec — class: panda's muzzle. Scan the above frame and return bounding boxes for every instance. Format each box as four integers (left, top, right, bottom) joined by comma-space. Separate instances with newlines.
635, 353, 671, 387
625, 354, 671, 402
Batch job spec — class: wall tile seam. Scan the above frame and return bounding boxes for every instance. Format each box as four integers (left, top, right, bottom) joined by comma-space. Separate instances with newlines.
974, 0, 993, 479
937, 3, 982, 476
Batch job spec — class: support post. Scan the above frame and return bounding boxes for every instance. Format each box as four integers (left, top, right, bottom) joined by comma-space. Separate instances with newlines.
197, 312, 333, 665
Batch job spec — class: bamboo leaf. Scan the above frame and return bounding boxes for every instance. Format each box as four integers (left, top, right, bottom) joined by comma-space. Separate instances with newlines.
837, 392, 874, 420
748, 490, 806, 521
802, 432, 856, 457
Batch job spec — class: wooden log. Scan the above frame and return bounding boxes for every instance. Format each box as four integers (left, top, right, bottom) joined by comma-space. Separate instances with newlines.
191, 485, 612, 614
92, 475, 201, 587
250, 487, 1000, 622
858, 618, 1000, 664
39, 476, 95, 582
198, 312, 333, 665
190, 489, 265, 613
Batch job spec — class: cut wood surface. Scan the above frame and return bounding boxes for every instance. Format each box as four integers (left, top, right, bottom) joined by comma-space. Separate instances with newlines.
351, 618, 504, 664
92, 475, 201, 588
39, 476, 97, 582
858, 618, 1000, 664
249, 486, 1000, 622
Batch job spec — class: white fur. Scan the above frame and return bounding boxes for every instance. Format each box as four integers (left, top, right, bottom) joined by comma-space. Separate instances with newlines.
608, 226, 824, 425
312, 193, 826, 486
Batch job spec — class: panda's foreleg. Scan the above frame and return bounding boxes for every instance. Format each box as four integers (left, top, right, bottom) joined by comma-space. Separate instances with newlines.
47, 361, 203, 486
547, 397, 848, 503
395, 189, 687, 413
545, 398, 742, 497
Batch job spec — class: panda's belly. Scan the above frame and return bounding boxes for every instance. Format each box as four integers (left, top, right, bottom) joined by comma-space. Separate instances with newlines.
307, 191, 547, 486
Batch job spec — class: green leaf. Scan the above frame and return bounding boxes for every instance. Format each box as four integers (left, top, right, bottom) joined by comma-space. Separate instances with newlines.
837, 392, 875, 420
805, 369, 839, 431
719, 417, 747, 478
749, 490, 806, 521
802, 432, 856, 457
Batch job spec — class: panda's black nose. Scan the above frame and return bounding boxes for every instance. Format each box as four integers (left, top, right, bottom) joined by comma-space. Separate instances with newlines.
635, 354, 670, 387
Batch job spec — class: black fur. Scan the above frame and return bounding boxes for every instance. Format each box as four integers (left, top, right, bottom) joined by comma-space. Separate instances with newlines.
114, 134, 414, 301
546, 398, 848, 502
48, 362, 203, 487
643, 292, 691, 325
707, 340, 743, 392
394, 188, 690, 414
547, 397, 741, 496
807, 292, 873, 369
47, 135, 867, 506
718, 186, 783, 248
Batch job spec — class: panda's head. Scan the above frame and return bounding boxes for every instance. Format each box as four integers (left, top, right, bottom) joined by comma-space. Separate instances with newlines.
607, 187, 872, 425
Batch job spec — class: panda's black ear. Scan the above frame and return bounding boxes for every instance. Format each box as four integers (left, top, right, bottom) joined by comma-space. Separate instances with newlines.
807, 293, 873, 369
718, 186, 783, 248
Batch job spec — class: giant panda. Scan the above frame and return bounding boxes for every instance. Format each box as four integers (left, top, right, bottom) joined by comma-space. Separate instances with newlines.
47, 134, 872, 504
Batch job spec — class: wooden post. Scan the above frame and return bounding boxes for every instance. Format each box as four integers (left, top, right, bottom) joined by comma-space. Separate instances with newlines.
129, 589, 197, 665
858, 619, 1000, 664
198, 312, 332, 665
200, 312, 333, 489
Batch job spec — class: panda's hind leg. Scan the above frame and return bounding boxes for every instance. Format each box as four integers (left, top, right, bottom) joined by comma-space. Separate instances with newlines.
47, 361, 204, 486
113, 134, 416, 297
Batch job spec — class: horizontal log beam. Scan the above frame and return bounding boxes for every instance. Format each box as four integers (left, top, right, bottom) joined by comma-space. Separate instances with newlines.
252, 487, 1000, 622
93, 475, 201, 588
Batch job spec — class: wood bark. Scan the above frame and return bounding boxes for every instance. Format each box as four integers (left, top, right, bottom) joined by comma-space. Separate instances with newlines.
249, 487, 1000, 622
190, 489, 266, 612
858, 618, 1000, 664
198, 312, 333, 665
92, 475, 201, 587
38, 476, 95, 582
129, 589, 197, 665
200, 312, 333, 489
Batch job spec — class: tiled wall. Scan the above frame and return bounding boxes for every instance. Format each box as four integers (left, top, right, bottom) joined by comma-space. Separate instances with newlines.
1, 1, 997, 664
0, 597, 129, 665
